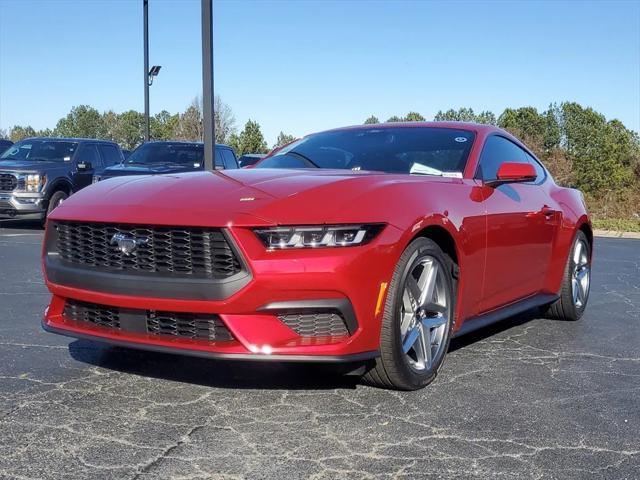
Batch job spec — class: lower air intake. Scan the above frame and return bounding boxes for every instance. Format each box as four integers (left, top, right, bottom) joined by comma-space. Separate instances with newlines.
277, 312, 349, 337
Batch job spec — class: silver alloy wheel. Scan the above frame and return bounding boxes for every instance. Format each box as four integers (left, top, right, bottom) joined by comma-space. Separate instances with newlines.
399, 255, 449, 371
572, 239, 591, 308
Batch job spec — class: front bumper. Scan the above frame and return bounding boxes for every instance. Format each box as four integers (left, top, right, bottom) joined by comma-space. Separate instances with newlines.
0, 192, 46, 219
43, 224, 403, 361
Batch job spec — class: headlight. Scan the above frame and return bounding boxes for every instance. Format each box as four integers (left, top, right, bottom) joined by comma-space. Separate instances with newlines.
17, 173, 46, 192
254, 224, 385, 249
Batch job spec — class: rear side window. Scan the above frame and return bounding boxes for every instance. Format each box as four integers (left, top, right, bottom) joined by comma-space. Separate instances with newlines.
221, 149, 238, 169
76, 144, 102, 168
214, 148, 224, 169
98, 145, 122, 166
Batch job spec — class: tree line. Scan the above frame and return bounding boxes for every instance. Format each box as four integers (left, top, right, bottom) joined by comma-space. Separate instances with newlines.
1, 96, 296, 156
364, 103, 640, 223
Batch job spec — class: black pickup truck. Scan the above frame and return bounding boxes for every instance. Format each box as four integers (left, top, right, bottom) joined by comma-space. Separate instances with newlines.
0, 137, 124, 223
94, 141, 238, 182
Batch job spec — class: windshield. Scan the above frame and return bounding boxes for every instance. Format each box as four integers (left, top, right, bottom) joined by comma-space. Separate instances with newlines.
0, 140, 78, 163
257, 127, 475, 175
126, 143, 204, 167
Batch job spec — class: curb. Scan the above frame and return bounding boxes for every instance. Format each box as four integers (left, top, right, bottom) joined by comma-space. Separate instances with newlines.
594, 229, 640, 239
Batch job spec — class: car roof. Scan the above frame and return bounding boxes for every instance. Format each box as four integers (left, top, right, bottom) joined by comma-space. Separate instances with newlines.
318, 121, 503, 136
140, 140, 232, 148
21, 137, 119, 144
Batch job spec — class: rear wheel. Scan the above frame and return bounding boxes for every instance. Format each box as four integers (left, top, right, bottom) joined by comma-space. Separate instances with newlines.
363, 237, 455, 390
543, 230, 591, 321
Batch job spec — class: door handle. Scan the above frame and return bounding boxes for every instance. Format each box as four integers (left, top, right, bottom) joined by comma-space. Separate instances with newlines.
541, 205, 556, 218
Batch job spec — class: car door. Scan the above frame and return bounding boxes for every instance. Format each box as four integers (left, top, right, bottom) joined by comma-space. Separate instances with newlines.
477, 135, 558, 313
73, 143, 102, 191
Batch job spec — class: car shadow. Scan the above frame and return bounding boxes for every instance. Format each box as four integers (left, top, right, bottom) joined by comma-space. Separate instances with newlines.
0, 219, 43, 230
68, 339, 360, 391
448, 307, 541, 352
67, 308, 544, 390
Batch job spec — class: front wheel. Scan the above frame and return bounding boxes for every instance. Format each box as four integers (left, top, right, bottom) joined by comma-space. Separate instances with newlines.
41, 190, 68, 228
363, 237, 455, 390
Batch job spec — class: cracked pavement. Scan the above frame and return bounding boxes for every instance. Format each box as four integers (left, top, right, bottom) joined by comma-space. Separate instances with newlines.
0, 221, 638, 479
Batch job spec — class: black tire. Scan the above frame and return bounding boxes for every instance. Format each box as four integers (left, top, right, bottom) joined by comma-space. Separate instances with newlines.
363, 237, 456, 390
42, 190, 68, 227
543, 230, 591, 321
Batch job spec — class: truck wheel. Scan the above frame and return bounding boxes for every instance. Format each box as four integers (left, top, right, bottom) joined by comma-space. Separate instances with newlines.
42, 191, 68, 227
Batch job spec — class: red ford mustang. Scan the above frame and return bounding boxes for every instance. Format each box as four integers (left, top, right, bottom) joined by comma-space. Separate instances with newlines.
42, 122, 592, 390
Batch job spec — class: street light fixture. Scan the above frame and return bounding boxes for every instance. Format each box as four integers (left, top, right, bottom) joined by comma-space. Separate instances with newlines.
148, 65, 162, 86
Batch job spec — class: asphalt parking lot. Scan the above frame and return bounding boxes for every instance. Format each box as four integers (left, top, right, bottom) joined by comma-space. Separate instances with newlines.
0, 221, 638, 480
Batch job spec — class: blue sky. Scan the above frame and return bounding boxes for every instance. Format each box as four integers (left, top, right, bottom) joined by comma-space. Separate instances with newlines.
0, 0, 638, 144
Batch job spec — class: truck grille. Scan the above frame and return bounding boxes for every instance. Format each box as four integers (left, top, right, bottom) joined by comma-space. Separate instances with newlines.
0, 174, 17, 192
53, 222, 242, 279
63, 299, 233, 342
278, 312, 349, 337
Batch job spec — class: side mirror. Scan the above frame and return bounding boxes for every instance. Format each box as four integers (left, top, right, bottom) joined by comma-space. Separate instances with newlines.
486, 162, 536, 187
77, 161, 93, 171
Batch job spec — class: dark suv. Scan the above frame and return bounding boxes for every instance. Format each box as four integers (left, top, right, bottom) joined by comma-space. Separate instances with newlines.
0, 139, 13, 155
0, 137, 124, 222
94, 141, 238, 181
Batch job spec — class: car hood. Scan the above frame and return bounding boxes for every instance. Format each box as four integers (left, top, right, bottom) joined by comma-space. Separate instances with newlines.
103, 163, 200, 176
0, 159, 63, 172
50, 168, 459, 227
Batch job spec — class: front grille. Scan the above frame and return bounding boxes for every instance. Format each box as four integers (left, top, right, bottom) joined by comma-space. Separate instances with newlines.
147, 311, 233, 341
278, 312, 349, 337
0, 174, 17, 192
63, 299, 233, 342
64, 300, 121, 329
54, 222, 242, 279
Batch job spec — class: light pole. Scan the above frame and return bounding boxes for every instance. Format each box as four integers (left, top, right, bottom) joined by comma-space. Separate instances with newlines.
201, 0, 215, 171
143, 0, 149, 141
143, 1, 161, 142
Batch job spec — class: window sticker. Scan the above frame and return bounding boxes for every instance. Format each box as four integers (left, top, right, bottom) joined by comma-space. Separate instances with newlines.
454, 137, 468, 143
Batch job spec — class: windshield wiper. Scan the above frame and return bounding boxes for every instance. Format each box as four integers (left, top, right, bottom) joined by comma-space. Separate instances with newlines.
285, 151, 321, 168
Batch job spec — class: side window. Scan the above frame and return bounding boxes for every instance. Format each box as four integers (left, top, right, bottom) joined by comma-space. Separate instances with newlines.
222, 149, 238, 169
214, 148, 224, 169
524, 151, 546, 183
477, 136, 527, 181
98, 145, 122, 166
76, 144, 102, 168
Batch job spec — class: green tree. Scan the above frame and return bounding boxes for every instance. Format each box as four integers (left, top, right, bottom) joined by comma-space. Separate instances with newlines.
364, 115, 380, 124
151, 110, 179, 141
274, 131, 297, 148
36, 128, 54, 137
54, 105, 105, 138
560, 102, 634, 193
115, 110, 145, 150
434, 107, 495, 125
102, 110, 119, 142
386, 115, 403, 123
404, 111, 425, 122
9, 125, 36, 142
231, 120, 268, 156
